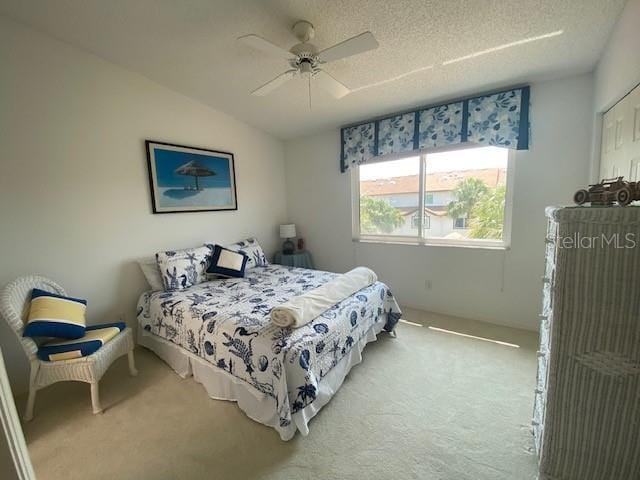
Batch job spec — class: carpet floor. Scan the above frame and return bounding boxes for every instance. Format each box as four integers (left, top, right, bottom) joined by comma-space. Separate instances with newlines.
20, 308, 539, 480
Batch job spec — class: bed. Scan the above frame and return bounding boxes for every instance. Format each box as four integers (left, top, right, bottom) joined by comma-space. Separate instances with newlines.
136, 264, 401, 440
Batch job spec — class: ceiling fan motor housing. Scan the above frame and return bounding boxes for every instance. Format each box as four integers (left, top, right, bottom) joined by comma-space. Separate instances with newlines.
292, 20, 315, 43
289, 20, 321, 72
291, 52, 319, 73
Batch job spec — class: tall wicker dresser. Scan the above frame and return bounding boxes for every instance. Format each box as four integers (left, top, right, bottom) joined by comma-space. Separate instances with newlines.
534, 206, 640, 480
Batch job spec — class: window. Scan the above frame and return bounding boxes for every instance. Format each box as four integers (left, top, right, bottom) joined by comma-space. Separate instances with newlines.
357, 156, 420, 236
353, 146, 513, 247
453, 217, 469, 229
412, 213, 430, 229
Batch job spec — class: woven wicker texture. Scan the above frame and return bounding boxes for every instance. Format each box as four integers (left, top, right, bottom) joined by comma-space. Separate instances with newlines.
535, 207, 640, 480
0, 275, 137, 418
0, 275, 66, 361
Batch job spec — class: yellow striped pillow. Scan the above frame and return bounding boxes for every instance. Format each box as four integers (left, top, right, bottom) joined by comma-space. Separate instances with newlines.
23, 288, 86, 339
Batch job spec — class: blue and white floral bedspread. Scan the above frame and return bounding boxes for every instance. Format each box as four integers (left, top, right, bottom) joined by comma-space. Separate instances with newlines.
136, 265, 401, 427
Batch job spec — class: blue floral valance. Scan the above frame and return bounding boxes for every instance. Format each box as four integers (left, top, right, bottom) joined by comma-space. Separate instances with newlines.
340, 86, 530, 172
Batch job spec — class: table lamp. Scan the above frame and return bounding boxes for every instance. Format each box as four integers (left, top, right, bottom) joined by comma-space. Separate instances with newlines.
280, 224, 296, 254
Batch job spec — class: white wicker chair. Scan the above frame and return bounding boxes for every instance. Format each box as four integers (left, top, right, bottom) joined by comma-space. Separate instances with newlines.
0, 275, 138, 420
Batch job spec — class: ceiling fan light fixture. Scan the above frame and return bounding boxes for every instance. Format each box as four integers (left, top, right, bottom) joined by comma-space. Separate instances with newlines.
300, 62, 313, 75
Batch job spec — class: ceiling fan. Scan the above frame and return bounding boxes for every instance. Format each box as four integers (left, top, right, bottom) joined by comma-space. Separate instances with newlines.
238, 20, 378, 100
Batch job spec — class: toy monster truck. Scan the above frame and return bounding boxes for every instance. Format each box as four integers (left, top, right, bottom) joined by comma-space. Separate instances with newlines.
574, 177, 640, 206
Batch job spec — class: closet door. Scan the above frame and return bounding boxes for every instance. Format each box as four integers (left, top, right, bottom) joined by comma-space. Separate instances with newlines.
611, 100, 628, 178
600, 109, 614, 179
628, 85, 640, 181
600, 83, 640, 180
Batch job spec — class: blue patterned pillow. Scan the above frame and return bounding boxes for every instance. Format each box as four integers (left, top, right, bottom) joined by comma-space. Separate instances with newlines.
23, 289, 87, 339
37, 322, 126, 361
156, 246, 211, 290
206, 245, 248, 278
223, 237, 268, 270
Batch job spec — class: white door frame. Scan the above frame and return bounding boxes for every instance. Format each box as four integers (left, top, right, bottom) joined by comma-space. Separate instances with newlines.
0, 347, 35, 480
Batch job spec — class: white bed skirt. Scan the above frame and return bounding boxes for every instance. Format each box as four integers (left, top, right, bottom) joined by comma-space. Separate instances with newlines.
137, 322, 390, 440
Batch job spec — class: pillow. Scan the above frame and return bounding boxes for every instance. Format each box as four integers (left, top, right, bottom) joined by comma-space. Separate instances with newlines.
23, 288, 87, 339
37, 322, 126, 361
156, 246, 211, 290
223, 237, 268, 270
137, 256, 164, 291
206, 244, 248, 278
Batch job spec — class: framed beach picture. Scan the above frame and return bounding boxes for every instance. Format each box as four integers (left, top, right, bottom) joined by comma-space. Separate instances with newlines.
145, 140, 238, 213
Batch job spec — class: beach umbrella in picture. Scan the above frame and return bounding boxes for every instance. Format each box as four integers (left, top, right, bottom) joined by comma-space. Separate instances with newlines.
175, 160, 216, 191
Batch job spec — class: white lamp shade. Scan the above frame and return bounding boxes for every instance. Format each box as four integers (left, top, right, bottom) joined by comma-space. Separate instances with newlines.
280, 224, 296, 238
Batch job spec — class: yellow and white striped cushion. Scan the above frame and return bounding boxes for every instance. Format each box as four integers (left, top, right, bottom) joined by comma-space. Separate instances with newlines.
37, 323, 125, 362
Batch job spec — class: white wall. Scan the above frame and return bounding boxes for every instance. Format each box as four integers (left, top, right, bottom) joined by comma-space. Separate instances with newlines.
0, 16, 287, 393
591, 0, 640, 179
594, 0, 640, 113
284, 74, 594, 331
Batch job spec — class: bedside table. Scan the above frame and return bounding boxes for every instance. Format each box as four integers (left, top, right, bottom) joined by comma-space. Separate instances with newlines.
273, 250, 314, 269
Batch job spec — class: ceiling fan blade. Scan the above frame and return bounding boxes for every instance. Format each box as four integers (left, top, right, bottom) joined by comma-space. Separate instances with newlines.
314, 70, 351, 99
318, 31, 378, 64
238, 34, 296, 60
251, 70, 298, 96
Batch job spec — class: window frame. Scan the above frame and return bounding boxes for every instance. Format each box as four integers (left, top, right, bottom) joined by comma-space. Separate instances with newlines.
411, 212, 430, 230
351, 146, 515, 249
453, 217, 469, 229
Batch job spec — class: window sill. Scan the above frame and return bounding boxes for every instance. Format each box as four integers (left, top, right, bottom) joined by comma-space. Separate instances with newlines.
353, 237, 510, 251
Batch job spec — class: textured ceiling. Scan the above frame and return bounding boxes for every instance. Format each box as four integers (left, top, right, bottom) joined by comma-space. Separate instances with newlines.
0, 0, 626, 139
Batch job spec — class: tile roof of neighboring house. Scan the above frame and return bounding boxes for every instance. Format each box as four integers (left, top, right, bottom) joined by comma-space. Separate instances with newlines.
399, 206, 449, 217
360, 168, 506, 196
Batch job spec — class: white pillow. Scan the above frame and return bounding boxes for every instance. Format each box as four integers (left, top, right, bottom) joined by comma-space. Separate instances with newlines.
222, 237, 269, 270
137, 257, 164, 291
156, 246, 211, 290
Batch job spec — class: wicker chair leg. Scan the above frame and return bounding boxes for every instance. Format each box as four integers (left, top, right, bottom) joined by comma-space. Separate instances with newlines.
25, 386, 37, 422
127, 350, 138, 376
24, 363, 39, 421
90, 382, 102, 414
